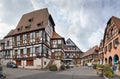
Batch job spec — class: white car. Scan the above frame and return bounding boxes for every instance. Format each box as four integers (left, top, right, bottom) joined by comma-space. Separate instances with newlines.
87, 63, 93, 67
69, 64, 75, 68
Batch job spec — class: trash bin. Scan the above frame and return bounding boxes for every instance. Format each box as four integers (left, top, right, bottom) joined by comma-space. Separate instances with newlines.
112, 65, 117, 71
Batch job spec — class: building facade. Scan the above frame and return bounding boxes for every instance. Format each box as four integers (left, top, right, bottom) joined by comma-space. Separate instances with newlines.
103, 16, 120, 65
64, 38, 82, 65
1, 8, 65, 69
98, 40, 104, 65
81, 45, 99, 66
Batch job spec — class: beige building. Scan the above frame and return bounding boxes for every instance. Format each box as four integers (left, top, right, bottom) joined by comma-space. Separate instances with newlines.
81, 45, 99, 66
1, 8, 65, 69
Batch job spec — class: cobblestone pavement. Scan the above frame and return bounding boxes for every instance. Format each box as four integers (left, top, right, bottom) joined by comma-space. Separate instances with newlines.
2, 66, 104, 79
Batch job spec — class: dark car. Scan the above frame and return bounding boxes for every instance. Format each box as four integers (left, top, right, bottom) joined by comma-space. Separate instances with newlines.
6, 61, 18, 68
0, 73, 6, 79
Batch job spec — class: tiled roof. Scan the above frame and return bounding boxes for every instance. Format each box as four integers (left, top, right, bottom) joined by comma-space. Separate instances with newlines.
52, 32, 63, 39
81, 45, 99, 58
111, 16, 120, 30
103, 16, 120, 43
51, 32, 66, 44
5, 8, 55, 37
13, 8, 50, 35
5, 29, 15, 38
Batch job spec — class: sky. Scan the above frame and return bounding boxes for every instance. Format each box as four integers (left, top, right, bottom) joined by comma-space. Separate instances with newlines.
0, 0, 120, 52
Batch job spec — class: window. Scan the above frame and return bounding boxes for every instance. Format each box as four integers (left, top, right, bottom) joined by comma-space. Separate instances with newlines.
25, 25, 31, 30
67, 41, 70, 44
23, 34, 26, 41
26, 60, 33, 66
23, 49, 26, 54
7, 50, 10, 56
108, 42, 112, 51
104, 46, 107, 53
26, 33, 30, 43
28, 18, 33, 22
111, 28, 114, 35
43, 46, 48, 54
35, 47, 39, 53
17, 28, 21, 32
37, 23, 41, 27
27, 48, 30, 56
30, 33, 33, 39
68, 47, 70, 50
20, 49, 23, 56
35, 47, 39, 57
35, 32, 39, 42
39, 31, 42, 37
58, 40, 61, 44
44, 61, 46, 65
72, 47, 76, 50
32, 32, 35, 39
7, 41, 9, 46
20, 35, 23, 45
17, 26, 23, 32
113, 38, 119, 48
53, 40, 57, 44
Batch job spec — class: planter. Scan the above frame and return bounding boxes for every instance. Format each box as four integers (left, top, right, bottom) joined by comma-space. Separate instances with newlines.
103, 74, 109, 79
49, 65, 58, 71
97, 67, 103, 77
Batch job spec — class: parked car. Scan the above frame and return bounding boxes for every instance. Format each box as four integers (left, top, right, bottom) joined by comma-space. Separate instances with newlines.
6, 61, 18, 68
87, 63, 93, 67
69, 64, 75, 68
0, 73, 6, 79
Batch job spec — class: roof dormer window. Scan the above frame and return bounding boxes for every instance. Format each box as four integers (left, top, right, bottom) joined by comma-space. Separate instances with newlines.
17, 26, 23, 32
17, 28, 20, 32
37, 23, 41, 27
37, 22, 43, 27
25, 25, 31, 30
28, 18, 33, 22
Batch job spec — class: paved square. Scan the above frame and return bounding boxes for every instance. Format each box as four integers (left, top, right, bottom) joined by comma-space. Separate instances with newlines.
2, 67, 104, 79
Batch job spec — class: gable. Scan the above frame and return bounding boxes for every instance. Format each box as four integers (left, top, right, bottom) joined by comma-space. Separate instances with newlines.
66, 38, 75, 45
103, 16, 120, 43
65, 38, 82, 52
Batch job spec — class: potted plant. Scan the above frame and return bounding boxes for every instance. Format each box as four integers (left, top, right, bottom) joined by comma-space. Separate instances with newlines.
49, 64, 58, 71
96, 64, 104, 76
60, 65, 66, 70
103, 64, 114, 78
93, 64, 97, 69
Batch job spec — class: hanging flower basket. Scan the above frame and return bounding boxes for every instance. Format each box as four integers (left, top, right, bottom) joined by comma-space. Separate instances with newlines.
35, 37, 40, 42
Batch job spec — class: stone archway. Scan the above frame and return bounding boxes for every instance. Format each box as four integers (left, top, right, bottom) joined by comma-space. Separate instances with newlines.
108, 56, 112, 65
113, 54, 119, 64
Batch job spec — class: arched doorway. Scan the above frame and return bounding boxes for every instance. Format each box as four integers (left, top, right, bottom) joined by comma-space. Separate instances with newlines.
114, 54, 119, 64
109, 56, 112, 65
105, 58, 107, 63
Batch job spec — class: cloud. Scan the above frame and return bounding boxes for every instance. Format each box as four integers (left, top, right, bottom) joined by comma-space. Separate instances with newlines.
0, 22, 13, 38
0, 0, 33, 38
0, 0, 33, 26
1, 0, 120, 52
